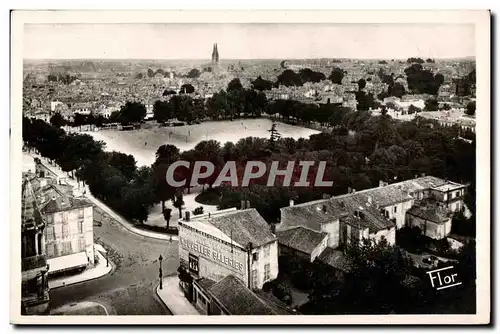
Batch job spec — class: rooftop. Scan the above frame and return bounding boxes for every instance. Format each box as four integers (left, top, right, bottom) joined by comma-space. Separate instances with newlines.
193, 208, 276, 248
317, 247, 353, 273
276, 226, 328, 255
407, 200, 450, 224
40, 196, 93, 214
209, 275, 277, 315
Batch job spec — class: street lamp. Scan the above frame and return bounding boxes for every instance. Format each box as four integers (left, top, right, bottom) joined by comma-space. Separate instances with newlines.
159, 255, 163, 290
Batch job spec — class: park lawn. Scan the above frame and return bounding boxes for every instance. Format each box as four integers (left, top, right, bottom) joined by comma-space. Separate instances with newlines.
89, 119, 320, 167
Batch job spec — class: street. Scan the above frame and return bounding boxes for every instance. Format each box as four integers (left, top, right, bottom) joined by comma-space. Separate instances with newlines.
49, 206, 179, 315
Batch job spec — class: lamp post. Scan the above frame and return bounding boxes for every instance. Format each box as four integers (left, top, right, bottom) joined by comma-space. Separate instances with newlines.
159, 255, 163, 290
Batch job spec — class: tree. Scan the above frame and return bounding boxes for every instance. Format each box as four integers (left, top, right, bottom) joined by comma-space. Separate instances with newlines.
358, 78, 366, 90
180, 84, 195, 94
135, 73, 144, 79
173, 192, 185, 218
119, 101, 147, 125
187, 68, 201, 78
147, 69, 155, 78
50, 113, 66, 128
153, 100, 173, 123
251, 76, 274, 91
328, 67, 345, 84
466, 101, 476, 116
424, 98, 439, 111
227, 78, 243, 92
407, 105, 422, 114
107, 151, 137, 180
268, 122, 281, 151
299, 68, 326, 84
407, 57, 425, 64
73, 113, 87, 131
163, 208, 172, 229
276, 70, 302, 87
154, 144, 181, 211
193, 206, 204, 215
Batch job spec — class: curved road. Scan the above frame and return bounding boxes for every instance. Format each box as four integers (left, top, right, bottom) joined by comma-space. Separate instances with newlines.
49, 210, 179, 315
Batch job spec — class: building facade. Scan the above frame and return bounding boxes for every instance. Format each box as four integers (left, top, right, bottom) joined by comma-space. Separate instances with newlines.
178, 207, 279, 304
21, 177, 50, 315
29, 160, 95, 276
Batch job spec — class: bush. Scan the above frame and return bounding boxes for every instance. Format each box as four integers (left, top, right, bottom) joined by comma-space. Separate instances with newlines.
273, 282, 293, 305
193, 206, 204, 215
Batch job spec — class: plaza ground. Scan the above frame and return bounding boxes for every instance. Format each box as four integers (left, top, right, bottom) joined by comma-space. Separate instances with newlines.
88, 119, 320, 167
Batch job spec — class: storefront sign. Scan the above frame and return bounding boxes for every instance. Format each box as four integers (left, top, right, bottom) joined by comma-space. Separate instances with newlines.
179, 227, 246, 274
189, 254, 199, 275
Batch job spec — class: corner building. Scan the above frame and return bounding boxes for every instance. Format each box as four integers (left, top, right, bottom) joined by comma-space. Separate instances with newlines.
178, 208, 279, 298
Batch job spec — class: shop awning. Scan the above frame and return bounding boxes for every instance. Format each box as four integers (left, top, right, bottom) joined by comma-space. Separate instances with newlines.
47, 252, 88, 274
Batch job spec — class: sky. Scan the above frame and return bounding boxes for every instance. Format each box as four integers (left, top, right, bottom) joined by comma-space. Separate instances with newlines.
23, 23, 475, 60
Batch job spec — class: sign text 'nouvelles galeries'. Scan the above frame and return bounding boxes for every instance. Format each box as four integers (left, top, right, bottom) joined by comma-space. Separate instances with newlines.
179, 227, 247, 274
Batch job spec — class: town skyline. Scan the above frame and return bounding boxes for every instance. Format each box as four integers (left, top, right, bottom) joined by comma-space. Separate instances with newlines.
24, 23, 475, 60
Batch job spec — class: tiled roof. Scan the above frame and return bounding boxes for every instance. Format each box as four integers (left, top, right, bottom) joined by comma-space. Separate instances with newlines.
317, 247, 353, 273
196, 277, 217, 291
207, 209, 276, 248
333, 195, 395, 233
407, 201, 450, 223
276, 227, 327, 255
209, 275, 277, 315
280, 199, 348, 232
40, 196, 93, 214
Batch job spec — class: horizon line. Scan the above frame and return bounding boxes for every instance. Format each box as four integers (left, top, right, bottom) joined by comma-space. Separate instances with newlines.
24, 56, 476, 61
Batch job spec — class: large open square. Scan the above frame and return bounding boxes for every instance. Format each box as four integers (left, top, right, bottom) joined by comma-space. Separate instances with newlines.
88, 118, 320, 167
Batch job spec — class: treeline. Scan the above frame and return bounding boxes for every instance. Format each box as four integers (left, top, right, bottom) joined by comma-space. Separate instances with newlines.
47, 73, 79, 85
23, 117, 155, 224
26, 97, 475, 225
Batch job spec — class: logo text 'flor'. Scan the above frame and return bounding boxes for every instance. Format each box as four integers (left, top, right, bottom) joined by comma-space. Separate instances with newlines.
426, 266, 462, 291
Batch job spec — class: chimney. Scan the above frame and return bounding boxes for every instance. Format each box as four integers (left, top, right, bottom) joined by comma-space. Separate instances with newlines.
421, 173, 426, 177
379, 180, 384, 188
240, 200, 246, 210
289, 199, 294, 207
348, 187, 352, 194
185, 211, 191, 221
246, 200, 251, 209
322, 204, 327, 213
354, 210, 359, 218
415, 175, 418, 179
367, 196, 372, 205
352, 189, 356, 194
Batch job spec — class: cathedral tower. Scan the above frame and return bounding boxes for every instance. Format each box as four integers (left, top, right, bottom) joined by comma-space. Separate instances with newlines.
211, 43, 219, 66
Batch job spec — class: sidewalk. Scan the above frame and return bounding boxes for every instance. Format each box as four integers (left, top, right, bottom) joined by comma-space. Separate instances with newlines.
28, 153, 177, 241
48, 248, 112, 289
156, 276, 200, 315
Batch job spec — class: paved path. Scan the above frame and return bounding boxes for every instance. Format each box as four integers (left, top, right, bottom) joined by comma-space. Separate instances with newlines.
156, 276, 200, 315
50, 301, 110, 315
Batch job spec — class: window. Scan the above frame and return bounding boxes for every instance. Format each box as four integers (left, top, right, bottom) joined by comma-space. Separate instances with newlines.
252, 252, 259, 262
455, 191, 460, 198
252, 270, 258, 288
78, 208, 84, 219
46, 227, 54, 241
47, 243, 55, 257
78, 220, 84, 234
62, 224, 69, 238
394, 206, 397, 214
78, 237, 86, 251
264, 264, 270, 282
